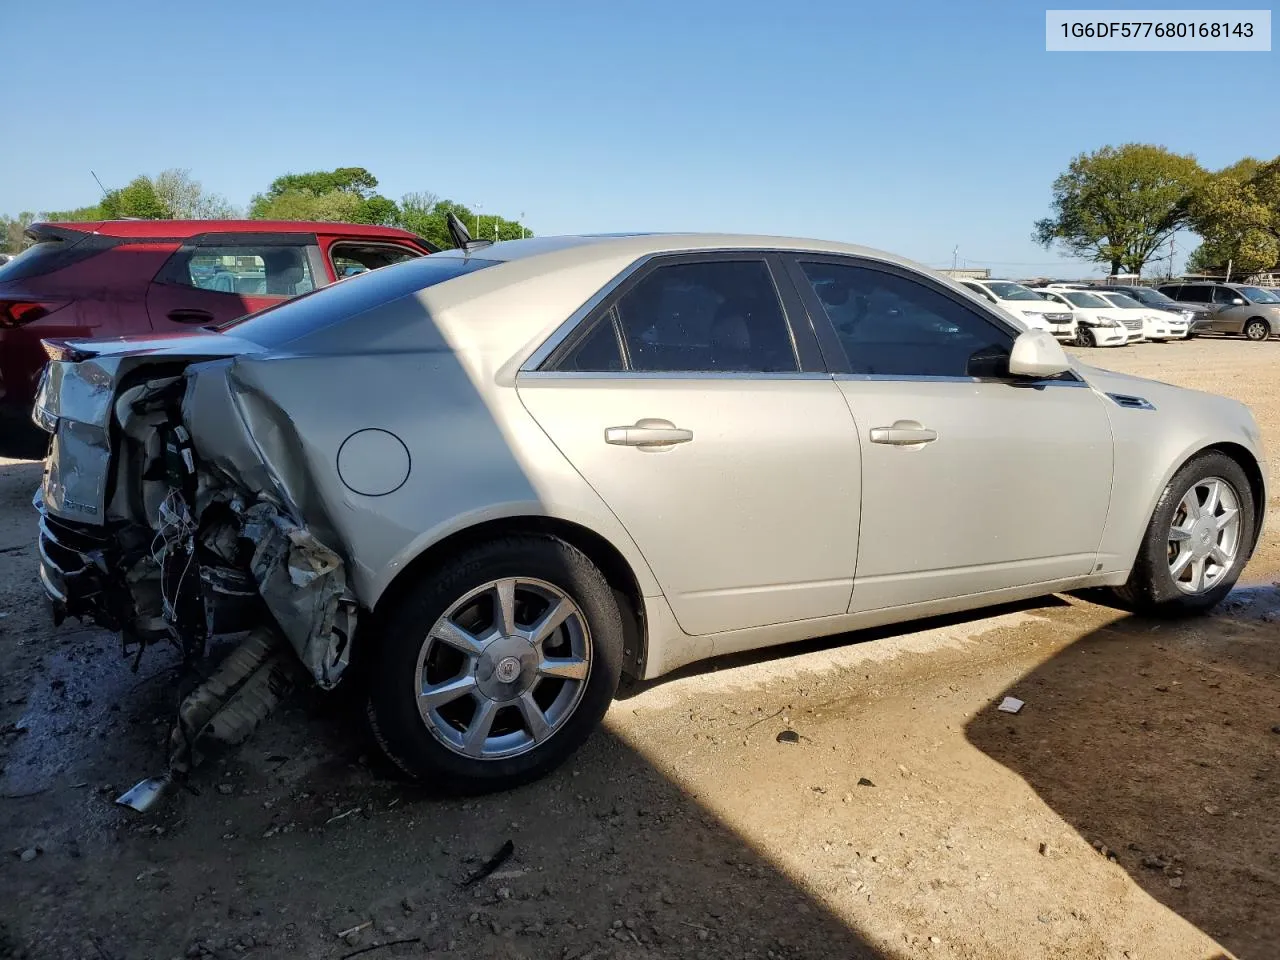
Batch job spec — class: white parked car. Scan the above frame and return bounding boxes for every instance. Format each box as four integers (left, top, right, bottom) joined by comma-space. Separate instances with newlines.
1095, 291, 1186, 341
1035, 289, 1130, 347
957, 279, 1077, 342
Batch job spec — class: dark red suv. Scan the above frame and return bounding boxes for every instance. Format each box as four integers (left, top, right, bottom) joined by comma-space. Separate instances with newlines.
0, 219, 436, 454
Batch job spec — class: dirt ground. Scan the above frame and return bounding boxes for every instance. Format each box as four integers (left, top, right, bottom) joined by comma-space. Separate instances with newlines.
1, 336, 1277, 960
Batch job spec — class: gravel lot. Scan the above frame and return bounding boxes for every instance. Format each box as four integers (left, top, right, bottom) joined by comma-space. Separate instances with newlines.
0, 335, 1277, 960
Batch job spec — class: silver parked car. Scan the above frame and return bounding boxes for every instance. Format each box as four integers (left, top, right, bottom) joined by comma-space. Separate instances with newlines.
32, 233, 1269, 792
1157, 282, 1280, 341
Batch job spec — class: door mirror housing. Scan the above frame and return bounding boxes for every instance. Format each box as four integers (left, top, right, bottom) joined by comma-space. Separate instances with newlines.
1008, 330, 1071, 378
1231, 298, 1246, 306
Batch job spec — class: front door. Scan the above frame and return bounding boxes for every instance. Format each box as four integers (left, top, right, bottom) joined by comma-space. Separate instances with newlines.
518, 254, 861, 637
146, 237, 322, 331
786, 256, 1114, 611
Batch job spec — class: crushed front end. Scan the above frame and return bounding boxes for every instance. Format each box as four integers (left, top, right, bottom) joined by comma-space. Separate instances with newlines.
31, 335, 358, 803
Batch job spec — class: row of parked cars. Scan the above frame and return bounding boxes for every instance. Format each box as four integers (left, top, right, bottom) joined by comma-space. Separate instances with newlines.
956, 277, 1280, 347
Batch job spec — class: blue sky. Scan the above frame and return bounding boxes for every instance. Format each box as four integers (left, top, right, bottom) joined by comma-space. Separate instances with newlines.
3, 0, 1277, 277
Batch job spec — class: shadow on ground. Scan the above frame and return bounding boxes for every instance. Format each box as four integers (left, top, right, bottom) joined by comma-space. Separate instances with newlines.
966, 595, 1280, 960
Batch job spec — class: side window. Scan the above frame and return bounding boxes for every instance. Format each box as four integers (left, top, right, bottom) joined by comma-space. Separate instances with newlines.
1181, 285, 1210, 303
557, 259, 798, 373
1212, 286, 1241, 304
162, 244, 316, 297
800, 261, 1013, 378
330, 242, 422, 279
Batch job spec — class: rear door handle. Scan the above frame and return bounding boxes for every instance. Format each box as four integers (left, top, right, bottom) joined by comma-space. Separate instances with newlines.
870, 420, 938, 446
605, 418, 693, 448
168, 308, 214, 324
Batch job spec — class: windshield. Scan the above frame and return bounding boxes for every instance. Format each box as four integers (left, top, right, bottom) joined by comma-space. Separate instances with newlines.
1238, 286, 1280, 304
1064, 292, 1109, 308
1124, 287, 1177, 306
983, 282, 1042, 302
216, 254, 498, 347
1102, 293, 1143, 310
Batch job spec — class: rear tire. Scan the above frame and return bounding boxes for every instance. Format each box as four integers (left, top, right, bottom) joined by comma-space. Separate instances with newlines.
1244, 319, 1271, 342
1112, 452, 1256, 616
366, 535, 624, 793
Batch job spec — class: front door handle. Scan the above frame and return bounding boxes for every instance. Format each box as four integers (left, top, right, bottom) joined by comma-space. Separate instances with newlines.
870, 420, 938, 446
605, 418, 693, 448
168, 308, 214, 324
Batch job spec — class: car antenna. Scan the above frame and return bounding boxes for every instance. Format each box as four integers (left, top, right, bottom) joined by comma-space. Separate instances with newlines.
447, 211, 493, 253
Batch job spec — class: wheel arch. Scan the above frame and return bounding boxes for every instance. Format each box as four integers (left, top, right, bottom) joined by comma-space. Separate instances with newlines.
1201, 441, 1268, 546
366, 515, 649, 680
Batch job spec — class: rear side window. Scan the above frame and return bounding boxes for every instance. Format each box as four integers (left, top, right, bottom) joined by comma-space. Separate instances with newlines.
218, 254, 497, 347
331, 242, 422, 278
1179, 285, 1211, 302
556, 259, 798, 373
160, 244, 316, 297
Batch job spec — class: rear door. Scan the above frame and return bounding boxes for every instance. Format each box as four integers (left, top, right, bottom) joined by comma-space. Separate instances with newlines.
518, 252, 861, 637
145, 233, 323, 331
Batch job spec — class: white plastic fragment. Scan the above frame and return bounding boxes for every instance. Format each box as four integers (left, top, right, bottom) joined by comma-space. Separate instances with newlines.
997, 696, 1025, 714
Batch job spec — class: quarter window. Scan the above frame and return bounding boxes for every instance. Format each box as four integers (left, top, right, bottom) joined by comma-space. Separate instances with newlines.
557, 259, 798, 373
800, 261, 1013, 378
161, 244, 316, 297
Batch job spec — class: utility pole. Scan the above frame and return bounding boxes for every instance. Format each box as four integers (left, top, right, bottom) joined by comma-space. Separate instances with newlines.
1226, 258, 1233, 283
952, 245, 958, 271
521, 212, 526, 240
1168, 233, 1175, 281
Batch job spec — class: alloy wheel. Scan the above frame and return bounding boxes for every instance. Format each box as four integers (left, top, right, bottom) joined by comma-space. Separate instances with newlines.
413, 578, 592, 760
1167, 477, 1242, 595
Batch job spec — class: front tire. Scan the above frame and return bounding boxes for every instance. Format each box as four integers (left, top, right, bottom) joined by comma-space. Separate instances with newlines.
1113, 452, 1256, 616
1244, 319, 1271, 342
366, 535, 624, 793
1075, 326, 1096, 348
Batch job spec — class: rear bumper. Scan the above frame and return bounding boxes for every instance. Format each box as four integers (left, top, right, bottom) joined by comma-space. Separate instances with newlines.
34, 490, 115, 623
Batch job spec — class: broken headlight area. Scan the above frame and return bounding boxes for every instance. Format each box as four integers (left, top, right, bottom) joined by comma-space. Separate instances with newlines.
33, 351, 359, 806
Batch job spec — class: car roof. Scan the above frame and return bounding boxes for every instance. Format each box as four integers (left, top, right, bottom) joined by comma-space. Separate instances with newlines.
33, 219, 425, 241
429, 232, 935, 273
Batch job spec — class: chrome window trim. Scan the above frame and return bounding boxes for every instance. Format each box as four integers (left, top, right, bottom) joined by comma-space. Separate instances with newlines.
834, 373, 1089, 387
519, 253, 662, 372
517, 370, 832, 382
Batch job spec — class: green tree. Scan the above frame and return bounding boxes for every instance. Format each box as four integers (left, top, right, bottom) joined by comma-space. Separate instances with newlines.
249, 166, 397, 224
1034, 144, 1205, 275
39, 203, 106, 222
100, 176, 172, 219
394, 194, 530, 249
1, 212, 36, 253
1186, 156, 1280, 277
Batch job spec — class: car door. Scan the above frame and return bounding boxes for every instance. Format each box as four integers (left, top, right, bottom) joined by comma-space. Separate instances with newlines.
517, 252, 861, 637
1211, 286, 1247, 332
146, 234, 324, 331
783, 255, 1113, 612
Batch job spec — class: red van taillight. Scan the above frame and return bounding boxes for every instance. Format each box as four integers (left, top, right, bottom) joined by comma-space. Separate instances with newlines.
0, 300, 65, 328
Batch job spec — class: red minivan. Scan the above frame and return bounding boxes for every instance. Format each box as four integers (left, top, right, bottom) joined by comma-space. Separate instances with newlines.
0, 219, 436, 455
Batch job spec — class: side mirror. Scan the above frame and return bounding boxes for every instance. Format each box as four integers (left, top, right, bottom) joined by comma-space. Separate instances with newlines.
1008, 330, 1070, 378
1231, 298, 1246, 306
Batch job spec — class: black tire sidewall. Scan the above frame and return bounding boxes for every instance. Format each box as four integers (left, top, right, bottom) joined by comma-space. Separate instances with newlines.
1124, 452, 1256, 614
366, 536, 624, 793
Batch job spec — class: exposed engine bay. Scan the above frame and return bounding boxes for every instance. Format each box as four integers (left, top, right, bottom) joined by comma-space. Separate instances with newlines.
32, 337, 358, 807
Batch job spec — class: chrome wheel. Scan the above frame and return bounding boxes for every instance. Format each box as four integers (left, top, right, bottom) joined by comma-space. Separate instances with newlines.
1167, 477, 1242, 595
414, 578, 591, 760
1245, 320, 1270, 342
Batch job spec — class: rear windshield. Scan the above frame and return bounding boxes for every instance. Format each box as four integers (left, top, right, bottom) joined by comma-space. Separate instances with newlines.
215, 254, 498, 347
0, 233, 99, 283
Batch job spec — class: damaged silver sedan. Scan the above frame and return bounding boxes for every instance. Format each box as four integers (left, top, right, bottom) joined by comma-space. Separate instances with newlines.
31, 232, 1268, 796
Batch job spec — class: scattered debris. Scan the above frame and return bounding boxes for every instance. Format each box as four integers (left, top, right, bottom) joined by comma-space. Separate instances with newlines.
775, 730, 801, 744
460, 839, 515, 888
326, 807, 362, 825
1038, 842, 1048, 856
335, 921, 372, 940
858, 778, 875, 788
997, 697, 1024, 714
19, 848, 39, 862
116, 777, 171, 813
746, 706, 787, 730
